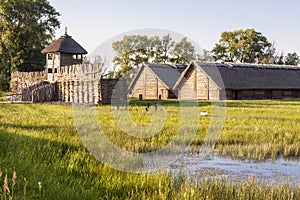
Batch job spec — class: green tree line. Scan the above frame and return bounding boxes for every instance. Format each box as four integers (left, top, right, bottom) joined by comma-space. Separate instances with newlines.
112, 29, 299, 78
111, 35, 197, 78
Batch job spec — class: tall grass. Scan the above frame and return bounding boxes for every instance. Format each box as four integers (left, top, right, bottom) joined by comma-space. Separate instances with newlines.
0, 101, 299, 199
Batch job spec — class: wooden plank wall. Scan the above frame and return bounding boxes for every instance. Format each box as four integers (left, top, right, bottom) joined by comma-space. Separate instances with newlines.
102, 79, 127, 105
226, 89, 300, 100
178, 65, 220, 100
131, 67, 168, 100
178, 66, 197, 100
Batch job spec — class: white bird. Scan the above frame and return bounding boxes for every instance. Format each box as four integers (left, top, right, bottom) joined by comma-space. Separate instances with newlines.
200, 111, 208, 116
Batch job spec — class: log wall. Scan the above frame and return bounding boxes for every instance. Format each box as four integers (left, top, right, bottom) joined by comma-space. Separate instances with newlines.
131, 66, 169, 100
57, 64, 101, 105
11, 71, 46, 94
178, 65, 197, 100
12, 64, 126, 105
225, 89, 300, 100
178, 66, 220, 100
21, 81, 58, 102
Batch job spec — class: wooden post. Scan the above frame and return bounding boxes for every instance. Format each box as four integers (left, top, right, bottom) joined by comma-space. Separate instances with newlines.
61, 81, 66, 102
70, 80, 74, 103
65, 80, 69, 102
89, 80, 94, 104
73, 80, 78, 103
83, 80, 88, 103
79, 80, 84, 104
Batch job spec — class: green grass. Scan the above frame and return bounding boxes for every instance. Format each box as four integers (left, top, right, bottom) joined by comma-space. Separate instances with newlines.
0, 91, 6, 102
0, 101, 299, 199
0, 91, 14, 102
217, 100, 300, 160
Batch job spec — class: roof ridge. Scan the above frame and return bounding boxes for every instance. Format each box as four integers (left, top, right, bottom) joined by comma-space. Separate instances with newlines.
196, 61, 300, 70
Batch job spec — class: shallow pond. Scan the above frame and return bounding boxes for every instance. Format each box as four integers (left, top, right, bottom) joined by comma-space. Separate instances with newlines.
169, 154, 300, 186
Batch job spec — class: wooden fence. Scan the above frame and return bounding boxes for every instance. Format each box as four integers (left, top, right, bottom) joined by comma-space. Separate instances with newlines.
11, 64, 127, 105
21, 81, 58, 102
11, 71, 46, 94
57, 64, 102, 105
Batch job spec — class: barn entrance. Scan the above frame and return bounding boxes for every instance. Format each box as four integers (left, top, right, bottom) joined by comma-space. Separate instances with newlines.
234, 90, 239, 100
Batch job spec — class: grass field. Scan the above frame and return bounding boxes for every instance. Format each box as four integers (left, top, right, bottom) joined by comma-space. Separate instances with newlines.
0, 101, 299, 199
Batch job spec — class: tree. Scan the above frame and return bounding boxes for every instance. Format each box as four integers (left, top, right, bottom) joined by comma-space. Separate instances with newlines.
0, 0, 60, 90
285, 52, 299, 66
112, 35, 196, 78
172, 37, 196, 64
212, 28, 273, 63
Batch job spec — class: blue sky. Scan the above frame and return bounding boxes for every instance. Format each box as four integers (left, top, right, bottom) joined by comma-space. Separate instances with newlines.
49, 0, 300, 57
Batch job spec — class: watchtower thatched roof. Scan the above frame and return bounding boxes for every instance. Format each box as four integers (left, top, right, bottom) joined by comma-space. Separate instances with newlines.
41, 30, 88, 55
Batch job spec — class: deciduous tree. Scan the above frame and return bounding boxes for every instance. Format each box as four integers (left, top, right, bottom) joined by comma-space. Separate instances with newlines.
112, 35, 196, 78
212, 28, 273, 64
285, 52, 299, 66
0, 0, 60, 90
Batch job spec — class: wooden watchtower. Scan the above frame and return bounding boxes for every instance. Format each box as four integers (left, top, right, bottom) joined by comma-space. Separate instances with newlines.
41, 28, 88, 82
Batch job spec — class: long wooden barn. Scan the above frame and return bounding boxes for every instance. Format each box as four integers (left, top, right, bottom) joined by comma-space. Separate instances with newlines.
129, 63, 186, 100
174, 61, 300, 100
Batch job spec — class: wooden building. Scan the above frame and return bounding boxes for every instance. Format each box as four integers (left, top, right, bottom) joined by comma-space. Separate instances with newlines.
129, 63, 186, 100
174, 61, 300, 100
41, 28, 88, 82
11, 28, 127, 105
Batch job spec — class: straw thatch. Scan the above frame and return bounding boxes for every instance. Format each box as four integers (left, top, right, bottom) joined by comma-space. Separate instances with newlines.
174, 61, 300, 100
41, 33, 88, 54
194, 61, 300, 90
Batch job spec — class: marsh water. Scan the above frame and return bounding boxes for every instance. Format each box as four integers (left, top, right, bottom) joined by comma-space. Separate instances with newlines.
168, 154, 300, 186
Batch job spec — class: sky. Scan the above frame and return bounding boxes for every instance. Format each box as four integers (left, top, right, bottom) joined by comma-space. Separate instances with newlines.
48, 0, 300, 58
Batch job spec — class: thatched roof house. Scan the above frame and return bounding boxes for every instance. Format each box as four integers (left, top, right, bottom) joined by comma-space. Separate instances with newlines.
129, 63, 186, 100
174, 61, 300, 100
41, 33, 87, 55
41, 28, 88, 81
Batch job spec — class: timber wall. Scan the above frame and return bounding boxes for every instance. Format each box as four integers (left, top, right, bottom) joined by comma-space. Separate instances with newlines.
11, 71, 46, 94
225, 89, 300, 100
178, 66, 220, 100
131, 66, 169, 100
11, 64, 126, 105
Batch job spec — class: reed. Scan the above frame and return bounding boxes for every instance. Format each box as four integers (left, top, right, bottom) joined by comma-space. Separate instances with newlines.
0, 100, 299, 199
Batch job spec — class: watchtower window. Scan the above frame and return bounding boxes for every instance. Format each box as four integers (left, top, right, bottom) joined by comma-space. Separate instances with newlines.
73, 54, 82, 60
48, 54, 53, 60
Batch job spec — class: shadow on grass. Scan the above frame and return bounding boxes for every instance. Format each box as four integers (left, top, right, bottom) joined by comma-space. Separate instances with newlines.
0, 127, 109, 199
0, 122, 68, 133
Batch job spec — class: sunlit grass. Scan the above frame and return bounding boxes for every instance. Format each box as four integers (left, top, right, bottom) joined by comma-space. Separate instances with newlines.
0, 101, 299, 199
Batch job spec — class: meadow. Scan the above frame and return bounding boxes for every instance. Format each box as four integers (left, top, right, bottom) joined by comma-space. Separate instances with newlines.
0, 100, 299, 199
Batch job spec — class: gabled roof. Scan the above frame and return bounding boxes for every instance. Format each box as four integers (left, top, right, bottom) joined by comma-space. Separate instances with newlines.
174, 61, 300, 90
129, 63, 187, 90
41, 33, 88, 54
